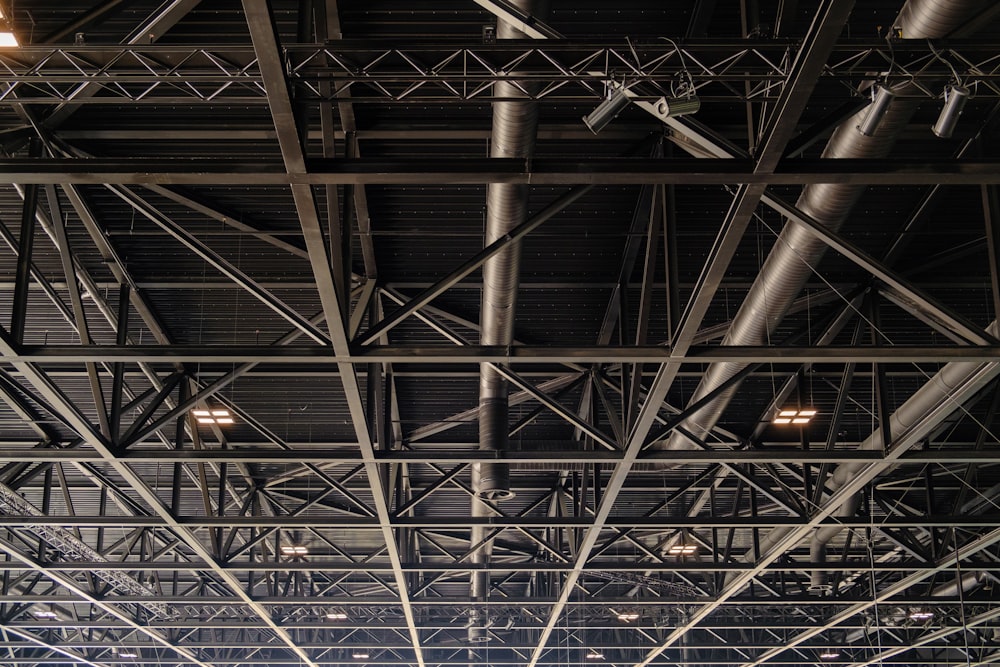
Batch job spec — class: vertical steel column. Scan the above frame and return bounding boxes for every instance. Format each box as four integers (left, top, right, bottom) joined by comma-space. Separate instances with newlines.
10, 139, 41, 346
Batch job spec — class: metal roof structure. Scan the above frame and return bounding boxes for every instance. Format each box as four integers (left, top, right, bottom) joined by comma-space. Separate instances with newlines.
1, 1, 1000, 666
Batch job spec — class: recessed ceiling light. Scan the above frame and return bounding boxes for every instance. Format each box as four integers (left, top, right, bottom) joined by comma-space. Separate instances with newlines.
667, 544, 698, 555
192, 408, 234, 425
773, 408, 817, 425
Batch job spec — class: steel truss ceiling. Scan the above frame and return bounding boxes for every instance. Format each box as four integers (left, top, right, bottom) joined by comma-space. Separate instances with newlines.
0, 1, 998, 667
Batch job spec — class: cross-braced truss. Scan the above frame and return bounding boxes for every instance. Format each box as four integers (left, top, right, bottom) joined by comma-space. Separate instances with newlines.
0, 1, 999, 667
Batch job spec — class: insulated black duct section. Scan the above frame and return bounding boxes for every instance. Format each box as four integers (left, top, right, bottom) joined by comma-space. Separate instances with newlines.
470, 0, 549, 649
473, 0, 549, 503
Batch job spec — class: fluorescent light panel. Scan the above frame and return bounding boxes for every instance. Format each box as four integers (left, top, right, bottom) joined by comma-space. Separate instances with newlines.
668, 544, 697, 555
192, 408, 233, 425
773, 408, 817, 425
586, 651, 604, 659
280, 545, 308, 556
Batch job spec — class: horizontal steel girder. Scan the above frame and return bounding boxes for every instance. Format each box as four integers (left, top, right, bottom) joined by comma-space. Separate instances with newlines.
0, 448, 994, 464
0, 514, 994, 529
0, 157, 999, 185
8, 343, 1000, 363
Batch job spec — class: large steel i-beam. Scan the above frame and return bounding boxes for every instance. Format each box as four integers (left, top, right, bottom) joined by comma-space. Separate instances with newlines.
240, 2, 426, 665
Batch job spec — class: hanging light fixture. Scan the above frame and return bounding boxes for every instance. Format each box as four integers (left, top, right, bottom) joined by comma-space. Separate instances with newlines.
857, 84, 895, 136
0, 5, 17, 47
652, 94, 701, 119
583, 84, 631, 134
931, 84, 969, 138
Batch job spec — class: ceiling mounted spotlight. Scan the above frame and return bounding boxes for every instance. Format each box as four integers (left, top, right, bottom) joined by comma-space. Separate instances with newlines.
857, 84, 895, 136
583, 85, 631, 134
932, 84, 969, 138
653, 94, 701, 119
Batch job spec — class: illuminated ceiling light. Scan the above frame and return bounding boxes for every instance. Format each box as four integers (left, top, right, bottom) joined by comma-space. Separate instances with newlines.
280, 544, 308, 556
773, 409, 816, 425
0, 6, 17, 47
192, 408, 233, 425
932, 84, 970, 138
352, 651, 370, 659
118, 652, 138, 659
616, 611, 639, 622
819, 650, 840, 660
586, 651, 604, 660
857, 84, 895, 136
583, 86, 630, 134
33, 610, 58, 619
667, 544, 698, 556
326, 612, 348, 620
909, 609, 934, 621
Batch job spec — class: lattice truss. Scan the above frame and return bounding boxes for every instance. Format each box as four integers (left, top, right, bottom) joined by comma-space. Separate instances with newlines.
0, 42, 997, 104
1, 1, 1000, 667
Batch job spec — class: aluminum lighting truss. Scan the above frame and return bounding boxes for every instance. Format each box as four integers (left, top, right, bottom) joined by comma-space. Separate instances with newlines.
0, 41, 997, 104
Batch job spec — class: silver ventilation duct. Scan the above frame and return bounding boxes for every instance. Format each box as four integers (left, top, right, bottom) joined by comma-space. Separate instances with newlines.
804, 324, 999, 592
652, 0, 993, 591
470, 0, 549, 647
663, 0, 989, 452
729, 330, 999, 594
